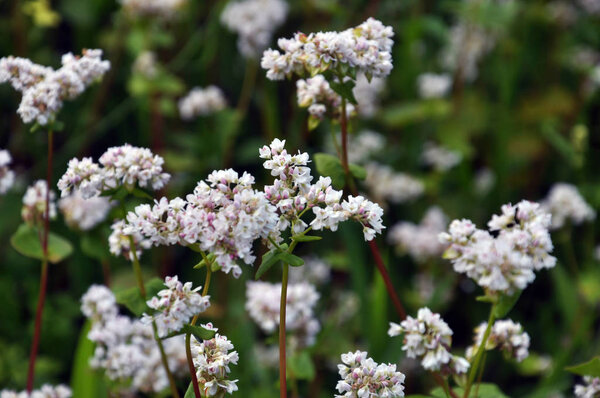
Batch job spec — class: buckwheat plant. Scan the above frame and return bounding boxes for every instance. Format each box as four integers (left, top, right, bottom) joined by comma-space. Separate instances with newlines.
466, 319, 530, 363
0, 149, 15, 195
0, 384, 72, 398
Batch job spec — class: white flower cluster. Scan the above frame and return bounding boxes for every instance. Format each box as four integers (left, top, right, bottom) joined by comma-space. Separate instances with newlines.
296, 74, 354, 120
389, 207, 448, 262
221, 0, 288, 58
120, 0, 187, 19
578, 0, 600, 14
417, 73, 452, 99
124, 169, 278, 277
191, 324, 239, 397
132, 51, 158, 78
81, 285, 188, 394
0, 149, 15, 194
439, 200, 557, 293
108, 219, 151, 261
21, 180, 56, 226
142, 276, 211, 338
575, 376, 600, 398
388, 307, 469, 374
246, 281, 320, 347
353, 73, 385, 117
178, 86, 227, 120
261, 139, 386, 241
364, 162, 424, 205
442, 24, 496, 82
59, 191, 112, 231
335, 350, 406, 398
422, 142, 462, 172
58, 144, 170, 199
345, 130, 385, 164
542, 183, 595, 229
0, 385, 71, 398
261, 18, 394, 80
466, 319, 530, 362
289, 255, 331, 285
0, 49, 110, 125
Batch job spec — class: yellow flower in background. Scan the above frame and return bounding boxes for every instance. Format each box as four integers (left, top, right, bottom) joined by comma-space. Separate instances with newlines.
22, 0, 60, 28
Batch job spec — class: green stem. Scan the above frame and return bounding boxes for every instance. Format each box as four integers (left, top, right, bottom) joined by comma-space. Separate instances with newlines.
464, 305, 497, 398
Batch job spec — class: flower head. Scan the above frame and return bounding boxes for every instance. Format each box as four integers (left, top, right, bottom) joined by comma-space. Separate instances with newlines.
59, 191, 112, 231
0, 149, 15, 195
178, 86, 227, 120
466, 319, 530, 362
0, 385, 72, 398
21, 180, 56, 226
542, 183, 595, 229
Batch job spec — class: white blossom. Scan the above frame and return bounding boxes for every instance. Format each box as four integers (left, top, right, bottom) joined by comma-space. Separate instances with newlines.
120, 0, 187, 19
389, 207, 448, 262
0, 149, 15, 194
442, 24, 496, 82
178, 86, 227, 120
0, 385, 72, 398
388, 307, 469, 374
542, 183, 595, 229
364, 162, 424, 205
22, 180, 56, 226
575, 376, 600, 398
221, 0, 288, 58
466, 319, 530, 362
59, 191, 112, 231
289, 255, 331, 285
417, 73, 452, 99
422, 142, 462, 172
142, 276, 210, 338
335, 350, 405, 398
345, 130, 385, 164
296, 74, 355, 121
108, 219, 151, 261
578, 0, 600, 14
132, 51, 158, 78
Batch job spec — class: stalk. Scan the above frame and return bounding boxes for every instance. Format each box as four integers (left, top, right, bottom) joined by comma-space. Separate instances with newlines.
26, 128, 53, 392
463, 304, 496, 398
432, 373, 459, 398
279, 262, 290, 398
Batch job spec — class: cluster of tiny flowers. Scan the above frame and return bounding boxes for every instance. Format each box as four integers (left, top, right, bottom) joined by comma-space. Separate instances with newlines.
575, 376, 600, 397
21, 180, 56, 226
81, 285, 188, 394
108, 219, 151, 261
0, 49, 109, 125
221, 0, 288, 58
124, 169, 278, 277
335, 350, 406, 398
0, 149, 15, 194
289, 255, 331, 285
132, 51, 158, 78
345, 130, 385, 164
542, 183, 596, 229
388, 307, 469, 374
260, 139, 386, 241
58, 144, 170, 199
421, 142, 462, 172
388, 207, 448, 262
178, 86, 227, 120
296, 74, 355, 120
261, 18, 394, 80
58, 191, 112, 231
119, 0, 187, 19
417, 73, 452, 99
191, 324, 239, 396
466, 319, 530, 362
353, 73, 385, 117
439, 200, 557, 293
142, 276, 210, 338
364, 163, 424, 205
0, 385, 71, 398
246, 281, 320, 347
442, 24, 496, 82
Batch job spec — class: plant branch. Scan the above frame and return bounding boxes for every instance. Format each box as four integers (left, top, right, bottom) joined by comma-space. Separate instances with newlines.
463, 304, 496, 398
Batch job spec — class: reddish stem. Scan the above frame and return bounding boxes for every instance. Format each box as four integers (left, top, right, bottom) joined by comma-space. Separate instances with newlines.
368, 240, 406, 320
26, 129, 53, 391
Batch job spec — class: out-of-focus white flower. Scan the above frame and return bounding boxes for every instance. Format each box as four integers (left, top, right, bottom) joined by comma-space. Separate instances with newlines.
21, 180, 56, 226
221, 0, 288, 58
0, 49, 110, 125
575, 376, 600, 397
364, 162, 424, 205
439, 200, 556, 293
0, 149, 15, 195
578, 0, 600, 15
388, 307, 469, 374
422, 142, 462, 172
120, 0, 187, 19
345, 130, 386, 164
542, 183, 595, 229
142, 276, 210, 337
474, 168, 495, 195
442, 24, 495, 82
289, 255, 331, 285
353, 73, 386, 117
335, 350, 405, 397
261, 18, 394, 80
132, 51, 158, 78
417, 73, 452, 99
179, 86, 227, 120
389, 207, 448, 262
59, 191, 112, 231
246, 281, 320, 347
191, 325, 239, 397
466, 319, 530, 362
58, 144, 170, 198
108, 219, 151, 261
296, 74, 355, 121
0, 385, 72, 398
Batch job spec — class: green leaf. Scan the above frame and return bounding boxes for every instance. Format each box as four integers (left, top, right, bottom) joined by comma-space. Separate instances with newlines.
183, 324, 217, 341
115, 277, 165, 316
329, 80, 358, 104
287, 351, 315, 381
566, 356, 600, 377
129, 187, 154, 200
10, 224, 73, 263
278, 252, 305, 267
493, 291, 522, 318
70, 320, 108, 397
308, 115, 321, 131
349, 163, 367, 180
292, 235, 322, 242
255, 249, 280, 280
314, 152, 346, 189
80, 234, 109, 261
184, 382, 195, 398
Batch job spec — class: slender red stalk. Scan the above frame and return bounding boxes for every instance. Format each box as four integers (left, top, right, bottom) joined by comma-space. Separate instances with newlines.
26, 129, 53, 391
279, 263, 289, 398
368, 240, 406, 320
